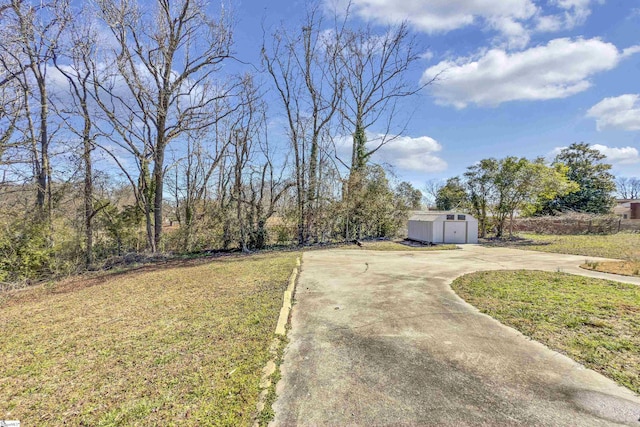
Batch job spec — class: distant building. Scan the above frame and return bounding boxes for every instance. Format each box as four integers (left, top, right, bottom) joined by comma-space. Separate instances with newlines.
614, 199, 640, 219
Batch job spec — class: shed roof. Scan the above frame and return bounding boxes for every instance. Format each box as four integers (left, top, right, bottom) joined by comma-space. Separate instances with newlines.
408, 213, 445, 222
409, 211, 477, 222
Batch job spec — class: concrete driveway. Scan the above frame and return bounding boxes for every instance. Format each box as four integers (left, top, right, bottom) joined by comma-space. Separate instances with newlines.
271, 245, 640, 426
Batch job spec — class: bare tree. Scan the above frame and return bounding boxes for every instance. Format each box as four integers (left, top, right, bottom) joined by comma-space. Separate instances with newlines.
262, 6, 342, 244
94, 0, 234, 252
230, 78, 260, 252
215, 74, 290, 251
244, 142, 294, 249
335, 21, 430, 173
325, 18, 434, 239
0, 18, 22, 158
0, 0, 70, 219
616, 177, 640, 200
244, 101, 294, 250
169, 102, 230, 252
0, 76, 22, 168
423, 178, 444, 208
52, 6, 102, 267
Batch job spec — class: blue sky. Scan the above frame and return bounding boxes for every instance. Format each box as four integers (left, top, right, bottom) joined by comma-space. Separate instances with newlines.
231, 0, 640, 188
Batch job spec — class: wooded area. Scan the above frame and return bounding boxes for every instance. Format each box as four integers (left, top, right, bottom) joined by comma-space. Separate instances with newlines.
0, 0, 425, 282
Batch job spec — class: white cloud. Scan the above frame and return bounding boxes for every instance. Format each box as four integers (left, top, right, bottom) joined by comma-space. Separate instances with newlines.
340, 0, 535, 33
591, 144, 640, 164
532, 0, 604, 35
334, 133, 447, 173
550, 144, 640, 165
374, 135, 448, 173
422, 38, 634, 108
587, 94, 640, 131
329, 0, 603, 49
419, 50, 434, 61
535, 14, 565, 32
489, 16, 531, 49
549, 0, 594, 27
622, 45, 640, 58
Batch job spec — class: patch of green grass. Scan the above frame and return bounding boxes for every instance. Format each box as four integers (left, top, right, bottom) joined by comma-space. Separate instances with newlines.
356, 240, 458, 251
492, 233, 640, 260
452, 270, 640, 393
0, 252, 299, 426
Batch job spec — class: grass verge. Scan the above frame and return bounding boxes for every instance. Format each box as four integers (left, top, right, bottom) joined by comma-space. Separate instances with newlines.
452, 270, 640, 394
356, 240, 458, 251
256, 335, 287, 426
0, 252, 298, 426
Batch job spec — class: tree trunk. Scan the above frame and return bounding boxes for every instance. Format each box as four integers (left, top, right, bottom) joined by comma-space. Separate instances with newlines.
83, 133, 93, 266
235, 158, 244, 251
509, 212, 514, 239
351, 119, 367, 173
293, 138, 305, 245
184, 204, 194, 252
145, 204, 155, 253
36, 75, 49, 219
153, 155, 164, 252
139, 159, 156, 252
306, 134, 319, 242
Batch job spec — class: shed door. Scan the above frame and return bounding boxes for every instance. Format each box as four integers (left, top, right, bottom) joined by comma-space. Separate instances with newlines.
444, 221, 466, 244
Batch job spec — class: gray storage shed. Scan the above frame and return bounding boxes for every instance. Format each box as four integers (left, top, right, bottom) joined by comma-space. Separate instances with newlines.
407, 212, 478, 244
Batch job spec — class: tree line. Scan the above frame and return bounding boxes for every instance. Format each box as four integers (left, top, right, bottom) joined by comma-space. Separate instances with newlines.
429, 143, 629, 238
0, 0, 425, 282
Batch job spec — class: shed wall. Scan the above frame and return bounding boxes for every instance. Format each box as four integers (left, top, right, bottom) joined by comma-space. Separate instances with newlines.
433, 221, 444, 243
407, 220, 433, 243
466, 218, 479, 243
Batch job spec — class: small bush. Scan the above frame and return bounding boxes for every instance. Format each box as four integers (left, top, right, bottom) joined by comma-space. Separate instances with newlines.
0, 216, 54, 282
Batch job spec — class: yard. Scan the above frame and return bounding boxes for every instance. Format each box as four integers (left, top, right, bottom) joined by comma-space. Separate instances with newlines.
488, 232, 639, 258
452, 270, 640, 394
356, 240, 458, 251
0, 252, 298, 426
487, 233, 640, 276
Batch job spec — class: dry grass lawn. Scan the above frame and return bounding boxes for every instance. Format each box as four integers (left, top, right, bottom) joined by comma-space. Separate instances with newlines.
357, 240, 458, 251
486, 233, 640, 276
500, 233, 640, 277
510, 233, 640, 259
452, 270, 640, 394
0, 252, 298, 426
581, 260, 640, 277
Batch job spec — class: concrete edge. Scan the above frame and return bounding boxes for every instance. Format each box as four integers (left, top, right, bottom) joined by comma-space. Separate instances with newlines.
276, 270, 296, 334
253, 256, 301, 426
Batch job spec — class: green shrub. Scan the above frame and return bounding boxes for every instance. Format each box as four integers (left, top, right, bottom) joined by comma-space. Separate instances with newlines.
0, 217, 54, 282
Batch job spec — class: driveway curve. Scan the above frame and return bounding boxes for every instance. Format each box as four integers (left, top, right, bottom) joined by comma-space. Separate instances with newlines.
272, 245, 640, 426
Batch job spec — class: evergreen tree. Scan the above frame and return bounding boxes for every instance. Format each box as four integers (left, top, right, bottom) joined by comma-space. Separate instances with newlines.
541, 143, 615, 214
